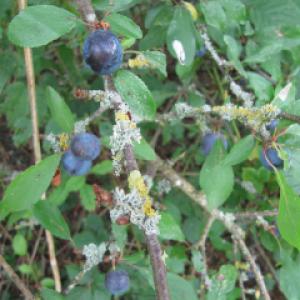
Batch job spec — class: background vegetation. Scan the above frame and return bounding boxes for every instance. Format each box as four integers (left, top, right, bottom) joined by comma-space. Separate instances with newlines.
2, 0, 300, 299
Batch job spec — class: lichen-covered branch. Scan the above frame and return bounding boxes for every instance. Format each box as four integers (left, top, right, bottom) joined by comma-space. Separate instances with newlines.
75, 1, 170, 299
154, 157, 271, 300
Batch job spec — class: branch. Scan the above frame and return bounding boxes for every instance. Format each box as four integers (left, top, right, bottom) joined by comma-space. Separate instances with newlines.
18, 0, 61, 292
194, 215, 215, 297
75, 2, 170, 299
235, 210, 278, 220
0, 254, 34, 300
154, 157, 271, 300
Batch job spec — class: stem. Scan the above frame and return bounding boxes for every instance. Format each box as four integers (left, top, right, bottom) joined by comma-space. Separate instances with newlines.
18, 0, 61, 292
0, 254, 34, 300
195, 215, 215, 297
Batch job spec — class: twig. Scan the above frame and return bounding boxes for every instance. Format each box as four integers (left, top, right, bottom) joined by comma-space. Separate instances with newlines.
253, 237, 278, 285
18, 0, 61, 292
104, 77, 170, 300
154, 157, 271, 300
0, 254, 34, 300
74, 2, 170, 299
194, 215, 215, 297
237, 239, 270, 300
233, 241, 247, 300
235, 210, 278, 220
29, 227, 44, 264
64, 269, 86, 294
279, 111, 300, 124
198, 26, 254, 107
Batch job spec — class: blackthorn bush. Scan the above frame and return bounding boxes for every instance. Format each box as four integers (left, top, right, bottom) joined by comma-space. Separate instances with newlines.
83, 29, 123, 75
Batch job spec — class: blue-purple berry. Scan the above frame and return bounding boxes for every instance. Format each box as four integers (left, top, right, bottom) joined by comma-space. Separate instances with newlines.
105, 270, 130, 296
266, 119, 278, 132
195, 47, 207, 57
70, 133, 101, 161
61, 150, 92, 176
202, 132, 228, 156
83, 29, 123, 75
260, 147, 283, 170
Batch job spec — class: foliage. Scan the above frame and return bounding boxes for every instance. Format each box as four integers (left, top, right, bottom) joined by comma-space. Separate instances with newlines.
1, 0, 300, 299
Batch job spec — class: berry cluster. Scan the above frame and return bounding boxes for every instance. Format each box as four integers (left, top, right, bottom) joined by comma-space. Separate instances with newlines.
61, 133, 101, 176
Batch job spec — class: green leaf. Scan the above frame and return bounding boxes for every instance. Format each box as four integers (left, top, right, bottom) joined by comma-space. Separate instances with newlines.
114, 70, 156, 120
104, 13, 142, 39
48, 176, 85, 206
159, 212, 185, 242
33, 201, 71, 240
279, 256, 300, 300
91, 160, 113, 175
80, 185, 96, 211
46, 86, 74, 133
191, 250, 205, 273
140, 51, 167, 77
183, 217, 203, 243
93, 0, 143, 12
12, 233, 27, 256
133, 138, 156, 161
41, 278, 55, 289
8, 5, 77, 48
111, 223, 128, 249
167, 5, 196, 65
224, 135, 255, 166
167, 273, 198, 300
18, 264, 34, 275
0, 154, 61, 219
276, 172, 300, 250
247, 72, 273, 103
200, 1, 227, 30
207, 265, 238, 300
248, 0, 300, 30
41, 288, 66, 300
224, 35, 246, 77
200, 142, 234, 210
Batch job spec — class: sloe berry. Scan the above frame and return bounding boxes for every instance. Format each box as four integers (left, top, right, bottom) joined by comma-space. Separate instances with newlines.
83, 29, 123, 75
70, 133, 101, 161
195, 48, 207, 57
61, 150, 92, 176
266, 119, 278, 132
105, 270, 130, 296
202, 132, 228, 156
260, 147, 283, 170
